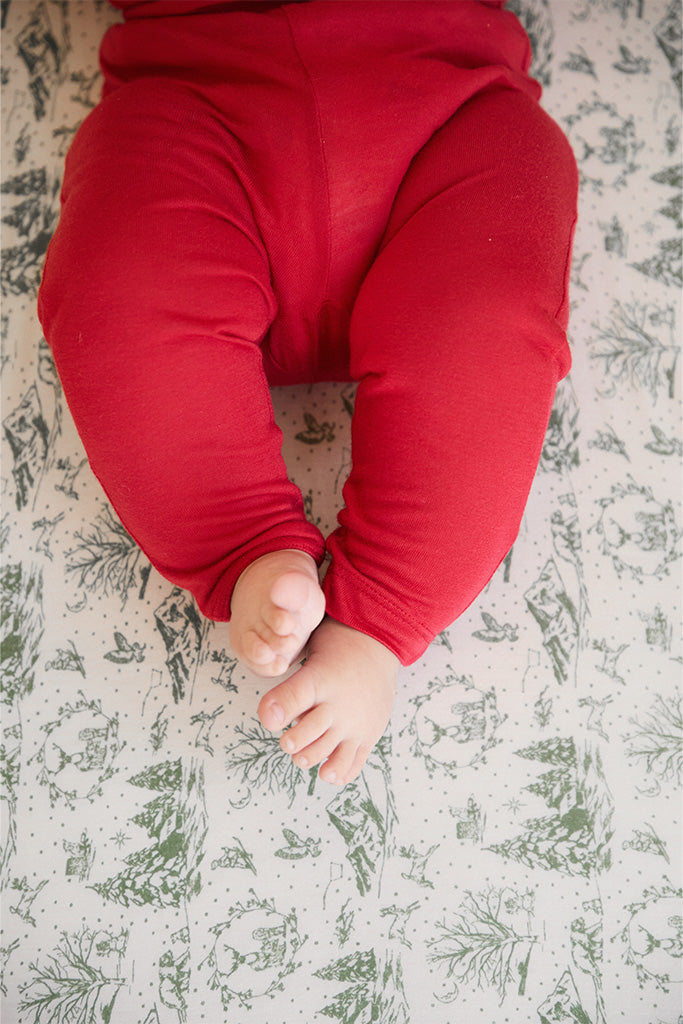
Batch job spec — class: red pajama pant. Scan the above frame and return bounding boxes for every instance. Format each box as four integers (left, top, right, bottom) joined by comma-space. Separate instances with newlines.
38, 0, 578, 665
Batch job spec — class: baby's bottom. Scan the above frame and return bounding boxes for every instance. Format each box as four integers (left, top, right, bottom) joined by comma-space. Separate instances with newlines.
38, 84, 577, 784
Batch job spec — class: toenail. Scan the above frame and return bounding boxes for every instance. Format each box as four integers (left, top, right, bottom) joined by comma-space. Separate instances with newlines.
325, 771, 336, 783
296, 755, 308, 768
282, 736, 294, 752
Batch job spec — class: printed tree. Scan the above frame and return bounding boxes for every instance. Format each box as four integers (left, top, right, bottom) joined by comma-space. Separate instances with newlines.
66, 504, 150, 606
1, 559, 44, 706
428, 886, 537, 1003
632, 165, 682, 289
91, 759, 207, 908
316, 949, 409, 1024
590, 300, 678, 402
487, 738, 613, 877
225, 720, 317, 804
19, 926, 125, 1023
623, 693, 682, 787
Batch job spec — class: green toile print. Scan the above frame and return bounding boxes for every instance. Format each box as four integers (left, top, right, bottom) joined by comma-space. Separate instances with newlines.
594, 477, 681, 581
326, 738, 396, 896
225, 719, 318, 804
622, 693, 683, 789
524, 559, 580, 685
537, 968, 594, 1024
571, 898, 606, 1024
202, 890, 306, 1010
275, 827, 322, 859
487, 738, 614, 876
190, 705, 224, 756
631, 164, 683, 289
158, 929, 191, 1022
0, 727, 21, 884
18, 926, 127, 1024
104, 631, 146, 665
334, 900, 355, 947
45, 640, 86, 677
91, 758, 207, 908
315, 948, 409, 1023
1, 556, 44, 707
211, 837, 257, 874
564, 95, 643, 193
32, 692, 124, 809
153, 589, 207, 703
405, 671, 506, 777
427, 885, 538, 1004
63, 832, 95, 881
399, 842, 440, 888
616, 879, 683, 992
7, 876, 48, 928
2, 384, 51, 510
623, 822, 670, 862
66, 504, 150, 607
590, 301, 679, 403
541, 379, 580, 474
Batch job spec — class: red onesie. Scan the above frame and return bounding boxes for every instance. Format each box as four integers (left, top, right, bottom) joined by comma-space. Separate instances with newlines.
38, 0, 578, 664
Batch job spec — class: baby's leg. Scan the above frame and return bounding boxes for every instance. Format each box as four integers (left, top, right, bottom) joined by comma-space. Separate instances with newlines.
38, 80, 324, 629
260, 87, 578, 784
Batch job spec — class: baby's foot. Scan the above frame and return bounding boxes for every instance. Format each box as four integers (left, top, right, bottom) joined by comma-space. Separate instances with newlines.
229, 549, 325, 677
257, 617, 399, 786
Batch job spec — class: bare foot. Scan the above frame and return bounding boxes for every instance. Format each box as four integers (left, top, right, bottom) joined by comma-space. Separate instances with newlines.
229, 549, 325, 677
257, 617, 399, 786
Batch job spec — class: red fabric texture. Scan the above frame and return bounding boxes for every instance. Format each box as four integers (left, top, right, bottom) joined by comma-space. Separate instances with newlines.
38, 1, 578, 664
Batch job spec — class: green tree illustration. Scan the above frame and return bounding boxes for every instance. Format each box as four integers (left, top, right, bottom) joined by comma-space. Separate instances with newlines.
632, 237, 682, 288
516, 736, 577, 767
18, 926, 125, 1023
525, 767, 575, 809
66, 504, 149, 606
225, 720, 316, 804
652, 165, 682, 229
631, 164, 682, 288
622, 693, 682, 787
427, 887, 537, 1003
488, 739, 613, 876
1, 559, 44, 706
590, 300, 678, 401
91, 759, 206, 908
315, 949, 409, 1024
129, 759, 183, 793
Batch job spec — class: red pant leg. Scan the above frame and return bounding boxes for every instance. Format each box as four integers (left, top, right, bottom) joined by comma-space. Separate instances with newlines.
38, 79, 325, 619
323, 86, 578, 664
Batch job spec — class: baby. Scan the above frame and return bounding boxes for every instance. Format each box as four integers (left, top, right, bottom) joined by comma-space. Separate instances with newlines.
38, 0, 578, 787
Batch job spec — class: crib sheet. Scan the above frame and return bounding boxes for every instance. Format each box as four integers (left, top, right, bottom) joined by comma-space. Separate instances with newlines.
1, 1, 681, 1021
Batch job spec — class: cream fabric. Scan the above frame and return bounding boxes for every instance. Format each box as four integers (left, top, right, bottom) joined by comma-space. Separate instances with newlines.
1, 2, 681, 1021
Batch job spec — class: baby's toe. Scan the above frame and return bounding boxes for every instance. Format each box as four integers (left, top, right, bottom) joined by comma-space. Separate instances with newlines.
242, 630, 276, 666
280, 705, 331, 755
319, 740, 363, 786
291, 730, 341, 772
257, 671, 317, 732
263, 603, 297, 638
256, 621, 303, 660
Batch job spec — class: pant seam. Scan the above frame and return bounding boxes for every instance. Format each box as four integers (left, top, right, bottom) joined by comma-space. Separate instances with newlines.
325, 559, 434, 650
281, 7, 332, 303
